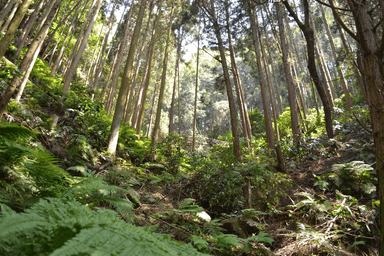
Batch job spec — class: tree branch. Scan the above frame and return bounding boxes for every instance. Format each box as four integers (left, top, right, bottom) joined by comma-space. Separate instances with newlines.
328, 0, 359, 41
281, 0, 305, 31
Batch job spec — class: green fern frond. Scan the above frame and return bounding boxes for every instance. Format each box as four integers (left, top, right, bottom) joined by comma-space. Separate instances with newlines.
0, 198, 208, 256
0, 123, 38, 141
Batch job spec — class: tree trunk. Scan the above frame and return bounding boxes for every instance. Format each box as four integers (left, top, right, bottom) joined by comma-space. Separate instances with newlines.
62, 0, 103, 93
336, 23, 366, 99
169, 28, 182, 135
331, 0, 384, 252
105, 3, 135, 115
14, 0, 62, 101
90, 0, 119, 90
0, 0, 33, 61
123, 0, 155, 124
225, 0, 252, 150
135, 13, 160, 136
0, 0, 20, 32
107, 0, 147, 157
283, 0, 334, 138
14, 0, 46, 59
249, 3, 275, 149
150, 3, 174, 161
192, 20, 200, 151
0, 0, 61, 117
276, 2, 301, 145
62, 0, 96, 81
319, 4, 352, 111
0, 0, 18, 29
207, 0, 241, 161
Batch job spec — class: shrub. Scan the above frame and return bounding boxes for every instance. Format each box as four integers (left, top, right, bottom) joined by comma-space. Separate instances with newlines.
314, 161, 376, 197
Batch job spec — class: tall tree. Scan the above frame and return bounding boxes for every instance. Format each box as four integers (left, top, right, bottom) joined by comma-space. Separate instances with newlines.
327, 0, 384, 252
0, 0, 33, 61
192, 20, 199, 151
169, 28, 182, 134
150, 2, 174, 161
62, 0, 103, 93
199, 0, 241, 161
275, 1, 301, 145
0, 0, 61, 118
135, 11, 161, 136
107, 0, 147, 157
319, 4, 352, 111
248, 1, 275, 149
225, 0, 252, 149
283, 0, 334, 138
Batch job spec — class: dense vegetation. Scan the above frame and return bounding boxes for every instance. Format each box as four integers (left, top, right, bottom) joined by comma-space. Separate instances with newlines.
0, 0, 382, 255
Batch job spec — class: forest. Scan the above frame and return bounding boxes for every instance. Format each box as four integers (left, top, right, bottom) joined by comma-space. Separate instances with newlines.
0, 0, 382, 255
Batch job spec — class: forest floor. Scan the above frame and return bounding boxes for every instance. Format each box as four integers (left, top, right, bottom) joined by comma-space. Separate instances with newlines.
2, 98, 379, 255
124, 123, 379, 255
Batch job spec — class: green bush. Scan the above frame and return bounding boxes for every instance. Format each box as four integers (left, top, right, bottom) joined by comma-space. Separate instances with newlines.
314, 161, 376, 197
187, 143, 291, 213
156, 133, 188, 174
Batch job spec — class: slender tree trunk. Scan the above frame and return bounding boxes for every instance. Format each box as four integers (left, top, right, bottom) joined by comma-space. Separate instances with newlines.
0, 0, 20, 32
249, 3, 275, 149
14, 0, 62, 101
14, 0, 46, 58
41, 0, 82, 58
0, 0, 61, 117
0, 0, 33, 61
276, 2, 301, 144
225, 1, 252, 150
135, 15, 160, 136
192, 20, 200, 151
320, 4, 352, 111
169, 28, 182, 134
85, 24, 105, 85
0, 0, 18, 28
123, 0, 155, 124
63, 0, 96, 81
150, 3, 174, 161
315, 46, 335, 110
146, 83, 158, 137
105, 3, 135, 115
107, 0, 147, 156
90, 0, 119, 90
336, 23, 366, 99
283, 0, 334, 138
206, 0, 241, 161
62, 0, 103, 93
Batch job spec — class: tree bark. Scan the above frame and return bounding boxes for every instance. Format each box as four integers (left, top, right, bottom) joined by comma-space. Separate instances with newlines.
105, 3, 135, 115
0, 0, 61, 117
0, 0, 32, 61
0, 0, 20, 32
135, 12, 161, 136
62, 0, 103, 93
169, 28, 182, 135
0, 0, 18, 29
107, 0, 147, 156
276, 2, 301, 145
192, 20, 199, 151
319, 4, 352, 111
202, 0, 241, 161
225, 0, 252, 150
150, 3, 174, 161
283, 0, 334, 138
249, 3, 275, 149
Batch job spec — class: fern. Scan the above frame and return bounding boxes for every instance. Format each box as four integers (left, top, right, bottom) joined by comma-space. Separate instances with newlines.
0, 198, 208, 256
0, 123, 38, 142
